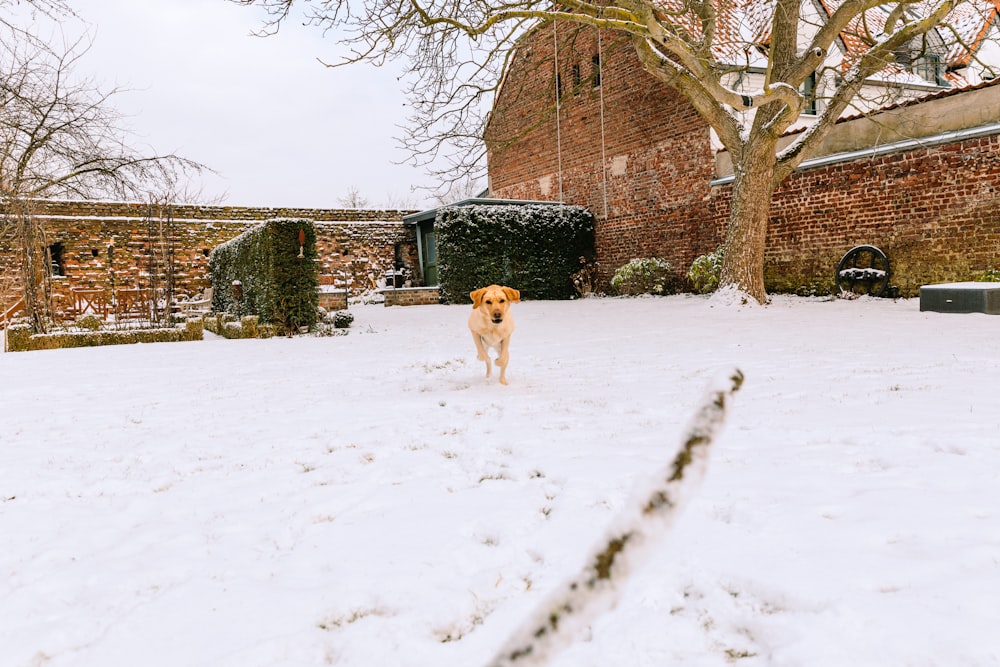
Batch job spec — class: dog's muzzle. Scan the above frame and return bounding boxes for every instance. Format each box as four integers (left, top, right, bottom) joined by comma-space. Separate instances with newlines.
491, 315, 503, 324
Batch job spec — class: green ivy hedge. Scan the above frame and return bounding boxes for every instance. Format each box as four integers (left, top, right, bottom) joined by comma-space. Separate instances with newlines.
436, 204, 594, 303
208, 219, 319, 334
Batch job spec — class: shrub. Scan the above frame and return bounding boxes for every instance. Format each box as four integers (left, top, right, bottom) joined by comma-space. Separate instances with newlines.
333, 310, 354, 328
976, 268, 1000, 282
688, 246, 725, 294
571, 256, 600, 297
223, 321, 244, 339
241, 315, 259, 338
611, 258, 675, 296
202, 314, 277, 339
75, 314, 103, 331
436, 203, 595, 303
208, 218, 319, 335
6, 321, 202, 352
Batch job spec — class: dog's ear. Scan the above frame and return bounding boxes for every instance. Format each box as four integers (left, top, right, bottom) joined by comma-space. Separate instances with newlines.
503, 287, 521, 303
469, 287, 486, 308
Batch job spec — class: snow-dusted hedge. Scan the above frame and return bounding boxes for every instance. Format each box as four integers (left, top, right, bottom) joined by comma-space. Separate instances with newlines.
611, 258, 676, 296
436, 204, 594, 302
6, 320, 202, 352
202, 314, 278, 339
208, 219, 319, 334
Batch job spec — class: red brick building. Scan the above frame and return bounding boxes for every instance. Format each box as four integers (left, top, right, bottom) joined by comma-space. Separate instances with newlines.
485, 22, 1000, 295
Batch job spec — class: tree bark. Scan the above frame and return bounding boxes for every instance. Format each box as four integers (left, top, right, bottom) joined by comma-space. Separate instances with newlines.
12, 201, 52, 333
719, 138, 778, 304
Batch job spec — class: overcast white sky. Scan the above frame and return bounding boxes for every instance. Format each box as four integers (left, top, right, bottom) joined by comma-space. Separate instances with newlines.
61, 0, 452, 209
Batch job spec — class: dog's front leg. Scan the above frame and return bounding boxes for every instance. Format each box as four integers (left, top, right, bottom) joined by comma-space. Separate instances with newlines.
472, 333, 492, 379
497, 338, 510, 385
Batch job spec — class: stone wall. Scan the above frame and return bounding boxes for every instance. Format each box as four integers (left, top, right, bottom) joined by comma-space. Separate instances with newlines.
382, 286, 441, 307
0, 199, 418, 316
486, 24, 1000, 296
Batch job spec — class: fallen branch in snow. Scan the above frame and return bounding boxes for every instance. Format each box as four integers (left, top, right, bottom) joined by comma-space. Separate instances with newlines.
485, 367, 745, 667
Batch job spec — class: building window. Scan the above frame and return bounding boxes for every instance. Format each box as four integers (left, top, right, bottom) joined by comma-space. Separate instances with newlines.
572, 63, 582, 92
592, 54, 601, 87
801, 72, 818, 115
914, 54, 946, 86
48, 243, 66, 276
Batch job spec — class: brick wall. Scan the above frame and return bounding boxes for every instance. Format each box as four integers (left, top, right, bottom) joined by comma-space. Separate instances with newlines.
486, 24, 719, 287
487, 25, 1000, 296
754, 132, 1000, 295
382, 286, 441, 307
0, 200, 418, 315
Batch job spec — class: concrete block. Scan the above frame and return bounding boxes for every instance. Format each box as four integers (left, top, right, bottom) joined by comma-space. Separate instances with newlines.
919, 282, 1000, 314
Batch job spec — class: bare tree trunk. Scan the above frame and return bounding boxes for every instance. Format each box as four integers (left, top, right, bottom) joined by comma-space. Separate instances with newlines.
719, 139, 778, 304
11, 200, 52, 333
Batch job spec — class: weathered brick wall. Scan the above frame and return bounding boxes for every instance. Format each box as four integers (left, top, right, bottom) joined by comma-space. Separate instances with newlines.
487, 24, 720, 287
314, 221, 419, 293
0, 200, 418, 315
487, 25, 1000, 296
382, 286, 441, 307
754, 133, 1000, 295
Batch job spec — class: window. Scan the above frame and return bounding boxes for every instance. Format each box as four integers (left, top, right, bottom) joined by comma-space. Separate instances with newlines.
801, 72, 818, 115
914, 54, 946, 86
572, 63, 582, 92
48, 242, 66, 276
592, 54, 602, 87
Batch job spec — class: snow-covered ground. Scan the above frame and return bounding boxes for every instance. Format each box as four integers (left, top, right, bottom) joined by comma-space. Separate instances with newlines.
2, 294, 999, 666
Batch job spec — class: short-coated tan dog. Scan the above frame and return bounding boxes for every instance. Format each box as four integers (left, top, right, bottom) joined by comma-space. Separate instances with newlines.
468, 284, 520, 385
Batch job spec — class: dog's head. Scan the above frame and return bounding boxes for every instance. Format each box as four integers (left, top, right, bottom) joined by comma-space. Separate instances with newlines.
470, 285, 520, 324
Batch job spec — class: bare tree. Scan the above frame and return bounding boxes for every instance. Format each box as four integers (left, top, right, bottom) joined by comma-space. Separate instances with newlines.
381, 189, 422, 210
434, 175, 485, 205
0, 23, 202, 332
0, 0, 73, 29
337, 185, 370, 208
232, 0, 993, 302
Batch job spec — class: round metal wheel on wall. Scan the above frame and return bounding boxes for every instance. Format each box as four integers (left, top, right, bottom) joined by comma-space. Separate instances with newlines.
836, 245, 890, 297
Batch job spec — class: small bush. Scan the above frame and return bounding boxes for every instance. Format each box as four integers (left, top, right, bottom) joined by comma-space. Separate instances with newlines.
241, 315, 259, 338
689, 246, 725, 294
976, 268, 1000, 282
611, 258, 674, 296
571, 256, 600, 298
75, 314, 103, 331
203, 314, 275, 339
186, 318, 204, 339
333, 310, 354, 329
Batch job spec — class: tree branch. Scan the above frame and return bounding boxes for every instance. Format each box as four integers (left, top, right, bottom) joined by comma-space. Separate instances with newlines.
485, 368, 745, 667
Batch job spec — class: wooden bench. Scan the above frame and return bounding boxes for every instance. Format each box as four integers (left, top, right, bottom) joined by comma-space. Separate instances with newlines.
115, 288, 154, 320
70, 287, 109, 318
176, 287, 213, 317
